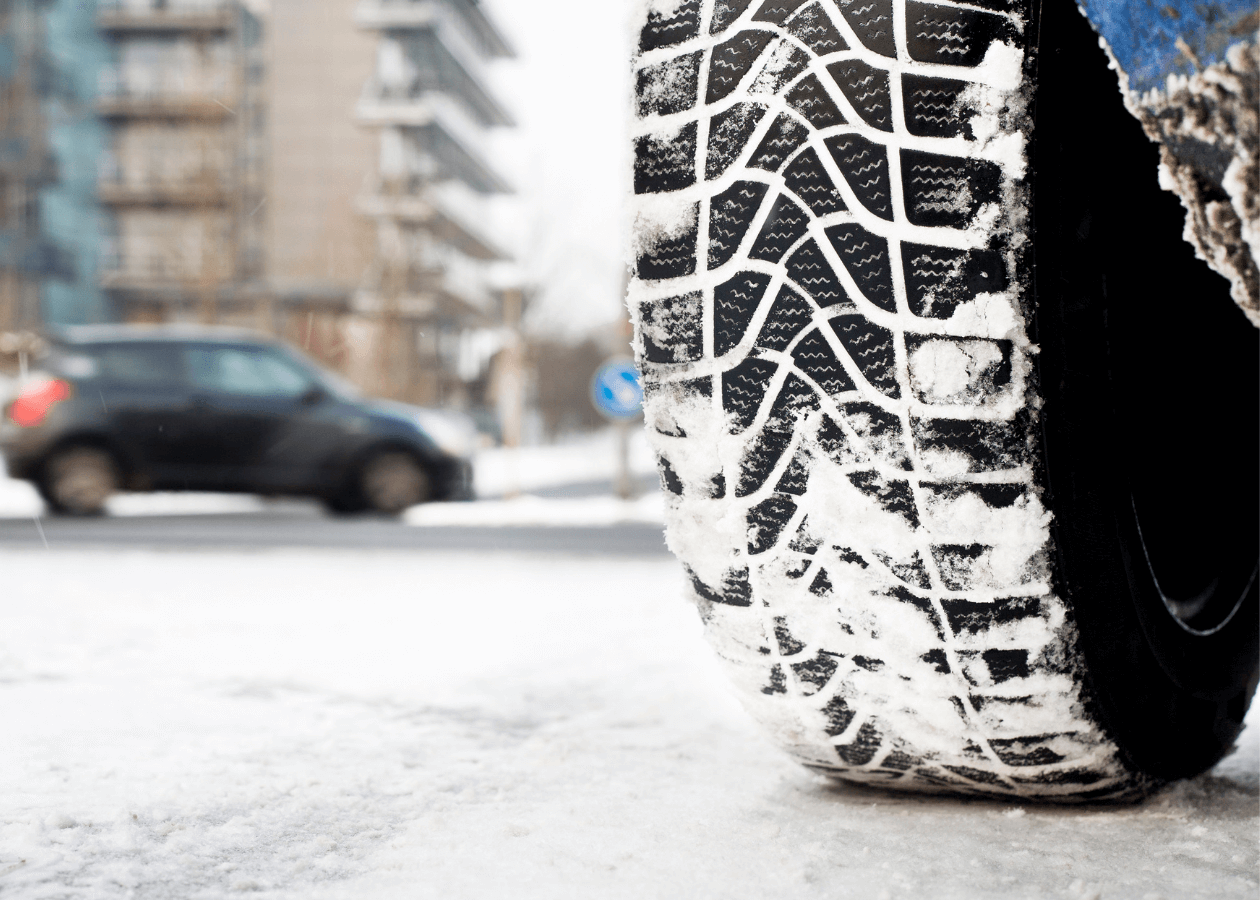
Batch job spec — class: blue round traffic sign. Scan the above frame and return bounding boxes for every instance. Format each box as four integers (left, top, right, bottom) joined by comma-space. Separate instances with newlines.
590, 358, 644, 419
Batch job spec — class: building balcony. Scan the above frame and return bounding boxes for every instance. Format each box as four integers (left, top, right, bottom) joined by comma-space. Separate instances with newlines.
99, 254, 230, 291
357, 95, 510, 195
97, 0, 233, 33
355, 0, 513, 59
357, 190, 506, 262
98, 174, 230, 208
98, 72, 235, 120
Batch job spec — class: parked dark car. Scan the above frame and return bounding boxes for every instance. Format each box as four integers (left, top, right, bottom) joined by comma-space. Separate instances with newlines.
0, 325, 475, 515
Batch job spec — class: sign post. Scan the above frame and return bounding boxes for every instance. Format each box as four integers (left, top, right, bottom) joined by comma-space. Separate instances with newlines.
590, 358, 644, 500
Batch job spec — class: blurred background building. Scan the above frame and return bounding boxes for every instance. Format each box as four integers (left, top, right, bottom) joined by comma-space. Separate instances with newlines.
0, 0, 626, 442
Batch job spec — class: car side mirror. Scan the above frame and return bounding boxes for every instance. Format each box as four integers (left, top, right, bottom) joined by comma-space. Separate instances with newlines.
299, 384, 327, 406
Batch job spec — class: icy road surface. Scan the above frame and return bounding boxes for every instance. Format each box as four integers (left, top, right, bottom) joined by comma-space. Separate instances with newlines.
0, 549, 1256, 899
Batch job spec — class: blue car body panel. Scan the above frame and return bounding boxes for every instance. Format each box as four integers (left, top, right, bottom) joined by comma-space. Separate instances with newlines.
1077, 0, 1257, 95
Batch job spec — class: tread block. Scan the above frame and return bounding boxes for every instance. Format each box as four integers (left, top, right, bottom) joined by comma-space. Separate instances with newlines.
873, 549, 932, 588
788, 517, 823, 554
905, 1, 1014, 67
911, 413, 1031, 474
735, 430, 793, 496
747, 494, 799, 554
747, 39, 811, 95
786, 239, 852, 308
989, 735, 1070, 767
841, 401, 910, 470
762, 663, 789, 694
825, 223, 897, 312
808, 566, 834, 596
827, 59, 894, 132
825, 134, 894, 220
752, 0, 812, 25
835, 720, 883, 765
636, 51, 703, 118
659, 455, 685, 494
902, 242, 1009, 318
921, 480, 1026, 510
814, 413, 867, 466
707, 102, 769, 180
635, 123, 698, 195
748, 113, 811, 172
774, 446, 812, 494
749, 193, 812, 263
942, 764, 1007, 786
902, 74, 971, 138
710, 180, 771, 269
774, 616, 807, 655
901, 149, 1002, 229
688, 565, 754, 606
1008, 769, 1107, 787
833, 545, 870, 568
983, 648, 1030, 684
645, 375, 712, 437
784, 2, 849, 55
715, 271, 774, 356
822, 694, 856, 736
640, 292, 704, 363
783, 147, 848, 216
827, 314, 901, 398
722, 356, 779, 431
940, 595, 1045, 635
640, 0, 702, 52
847, 470, 921, 529
881, 584, 945, 638
711, 0, 756, 34
793, 649, 842, 693
792, 328, 857, 399
755, 284, 815, 351
707, 30, 777, 104
785, 74, 848, 130
736, 372, 821, 495
931, 542, 989, 590
906, 336, 1012, 405
833, 0, 896, 57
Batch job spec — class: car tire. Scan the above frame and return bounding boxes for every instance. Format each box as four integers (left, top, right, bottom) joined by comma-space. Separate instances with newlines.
629, 0, 1257, 799
345, 446, 433, 511
41, 446, 119, 517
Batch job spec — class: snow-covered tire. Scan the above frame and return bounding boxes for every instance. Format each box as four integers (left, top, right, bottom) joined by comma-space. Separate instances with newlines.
629, 0, 1257, 799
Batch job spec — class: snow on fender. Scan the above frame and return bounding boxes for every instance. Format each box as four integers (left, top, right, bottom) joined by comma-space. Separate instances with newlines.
627, 0, 1257, 799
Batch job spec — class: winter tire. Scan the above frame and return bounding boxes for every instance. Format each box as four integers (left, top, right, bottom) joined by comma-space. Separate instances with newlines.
629, 0, 1258, 799
41, 446, 118, 517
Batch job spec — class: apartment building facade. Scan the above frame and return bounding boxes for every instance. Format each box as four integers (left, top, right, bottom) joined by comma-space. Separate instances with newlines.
96, 0, 265, 324
1, 0, 111, 342
350, 0, 515, 405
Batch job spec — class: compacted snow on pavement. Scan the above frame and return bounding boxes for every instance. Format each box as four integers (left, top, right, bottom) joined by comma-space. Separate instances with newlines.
0, 548, 1256, 900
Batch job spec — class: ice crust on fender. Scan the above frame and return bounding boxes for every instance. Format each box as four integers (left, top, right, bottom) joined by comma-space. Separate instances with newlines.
629, 0, 1148, 798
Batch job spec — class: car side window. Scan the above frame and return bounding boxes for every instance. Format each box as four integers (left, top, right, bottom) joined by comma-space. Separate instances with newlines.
93, 344, 185, 386
185, 346, 312, 399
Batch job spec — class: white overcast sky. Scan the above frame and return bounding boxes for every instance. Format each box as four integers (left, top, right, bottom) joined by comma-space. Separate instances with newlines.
479, 0, 636, 339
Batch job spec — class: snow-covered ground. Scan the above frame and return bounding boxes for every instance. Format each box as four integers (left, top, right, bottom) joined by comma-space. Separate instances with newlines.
0, 428, 664, 527
0, 549, 1255, 899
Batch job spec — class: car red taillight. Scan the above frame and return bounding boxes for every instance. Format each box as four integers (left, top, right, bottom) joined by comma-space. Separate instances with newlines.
7, 379, 72, 428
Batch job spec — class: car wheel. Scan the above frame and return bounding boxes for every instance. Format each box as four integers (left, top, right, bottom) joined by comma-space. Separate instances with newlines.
359, 451, 430, 515
42, 446, 119, 517
628, 0, 1256, 799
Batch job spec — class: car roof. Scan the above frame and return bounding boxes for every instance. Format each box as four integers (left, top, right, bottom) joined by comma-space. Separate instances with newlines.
51, 324, 276, 348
